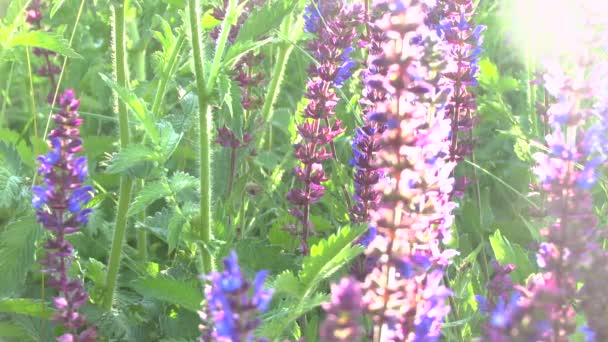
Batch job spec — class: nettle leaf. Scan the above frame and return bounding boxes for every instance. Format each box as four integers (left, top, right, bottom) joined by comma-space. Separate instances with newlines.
169, 171, 198, 193
129, 180, 171, 217
0, 166, 22, 209
0, 298, 51, 318
157, 120, 183, 161
234, 0, 296, 44
99, 73, 160, 143
105, 145, 158, 175
8, 30, 81, 58
130, 275, 203, 312
0, 216, 41, 296
168, 211, 188, 253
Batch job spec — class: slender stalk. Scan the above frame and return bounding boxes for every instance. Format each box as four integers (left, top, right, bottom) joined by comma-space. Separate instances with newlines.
25, 49, 38, 155
188, 0, 212, 273
260, 16, 304, 149
151, 33, 185, 118
103, 0, 133, 310
0, 62, 14, 128
129, 15, 149, 262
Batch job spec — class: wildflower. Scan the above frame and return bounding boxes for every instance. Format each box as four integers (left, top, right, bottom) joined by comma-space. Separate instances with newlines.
320, 278, 364, 342
432, 0, 485, 182
359, 1, 457, 340
200, 251, 273, 342
34, 89, 97, 342
26, 0, 60, 97
484, 59, 607, 342
287, 0, 363, 253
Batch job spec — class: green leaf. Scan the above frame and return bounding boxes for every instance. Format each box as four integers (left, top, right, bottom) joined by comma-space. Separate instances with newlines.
129, 181, 170, 216
168, 211, 187, 253
0, 299, 51, 318
233, 0, 296, 44
105, 145, 157, 175
130, 275, 203, 312
0, 322, 29, 338
0, 166, 22, 209
99, 73, 160, 143
8, 31, 80, 58
169, 171, 198, 193
299, 225, 365, 289
50, 0, 67, 18
0, 216, 41, 296
201, 9, 221, 29
157, 121, 183, 161
489, 229, 535, 283
273, 270, 301, 298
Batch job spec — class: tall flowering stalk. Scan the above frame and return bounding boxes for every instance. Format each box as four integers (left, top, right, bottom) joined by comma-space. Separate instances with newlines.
26, 0, 60, 101
33, 89, 97, 342
484, 60, 608, 341
358, 1, 457, 340
432, 0, 484, 166
199, 251, 273, 342
349, 11, 387, 225
286, 0, 363, 253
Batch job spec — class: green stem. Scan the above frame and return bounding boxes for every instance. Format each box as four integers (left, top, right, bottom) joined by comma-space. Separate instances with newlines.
103, 0, 133, 310
0, 62, 14, 128
151, 33, 185, 118
188, 0, 212, 273
128, 14, 149, 262
260, 16, 301, 150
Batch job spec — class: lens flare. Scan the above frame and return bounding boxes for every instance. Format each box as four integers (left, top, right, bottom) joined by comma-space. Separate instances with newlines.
507, 0, 608, 61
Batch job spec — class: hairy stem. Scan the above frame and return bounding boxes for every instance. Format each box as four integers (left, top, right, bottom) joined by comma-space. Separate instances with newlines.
103, 0, 133, 310
188, 0, 212, 273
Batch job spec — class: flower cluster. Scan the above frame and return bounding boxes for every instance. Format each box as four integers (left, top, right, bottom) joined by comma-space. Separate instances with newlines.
484, 60, 608, 341
33, 90, 97, 342
356, 1, 457, 340
199, 251, 273, 342
433, 0, 484, 169
349, 12, 387, 225
26, 0, 60, 101
286, 0, 363, 253
320, 277, 365, 342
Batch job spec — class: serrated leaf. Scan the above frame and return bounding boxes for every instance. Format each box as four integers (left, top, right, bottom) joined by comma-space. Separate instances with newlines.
201, 9, 221, 29
105, 145, 157, 174
130, 276, 203, 312
233, 0, 296, 44
0, 166, 22, 209
168, 212, 187, 253
99, 73, 160, 143
489, 229, 534, 283
8, 31, 80, 58
169, 171, 198, 193
0, 299, 51, 318
157, 120, 183, 161
273, 271, 301, 298
0, 216, 41, 296
129, 181, 170, 216
299, 225, 365, 288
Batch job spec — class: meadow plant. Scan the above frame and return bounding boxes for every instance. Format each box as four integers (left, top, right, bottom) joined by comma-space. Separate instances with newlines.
199, 251, 273, 342
33, 89, 97, 342
287, 0, 363, 253
484, 59, 608, 341
357, 1, 456, 340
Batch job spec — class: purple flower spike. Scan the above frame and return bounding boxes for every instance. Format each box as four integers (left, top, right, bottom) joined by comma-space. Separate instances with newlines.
359, 1, 457, 340
430, 0, 484, 196
200, 251, 273, 342
26, 0, 60, 100
287, 0, 364, 254
482, 59, 608, 341
34, 89, 97, 341
320, 277, 364, 342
